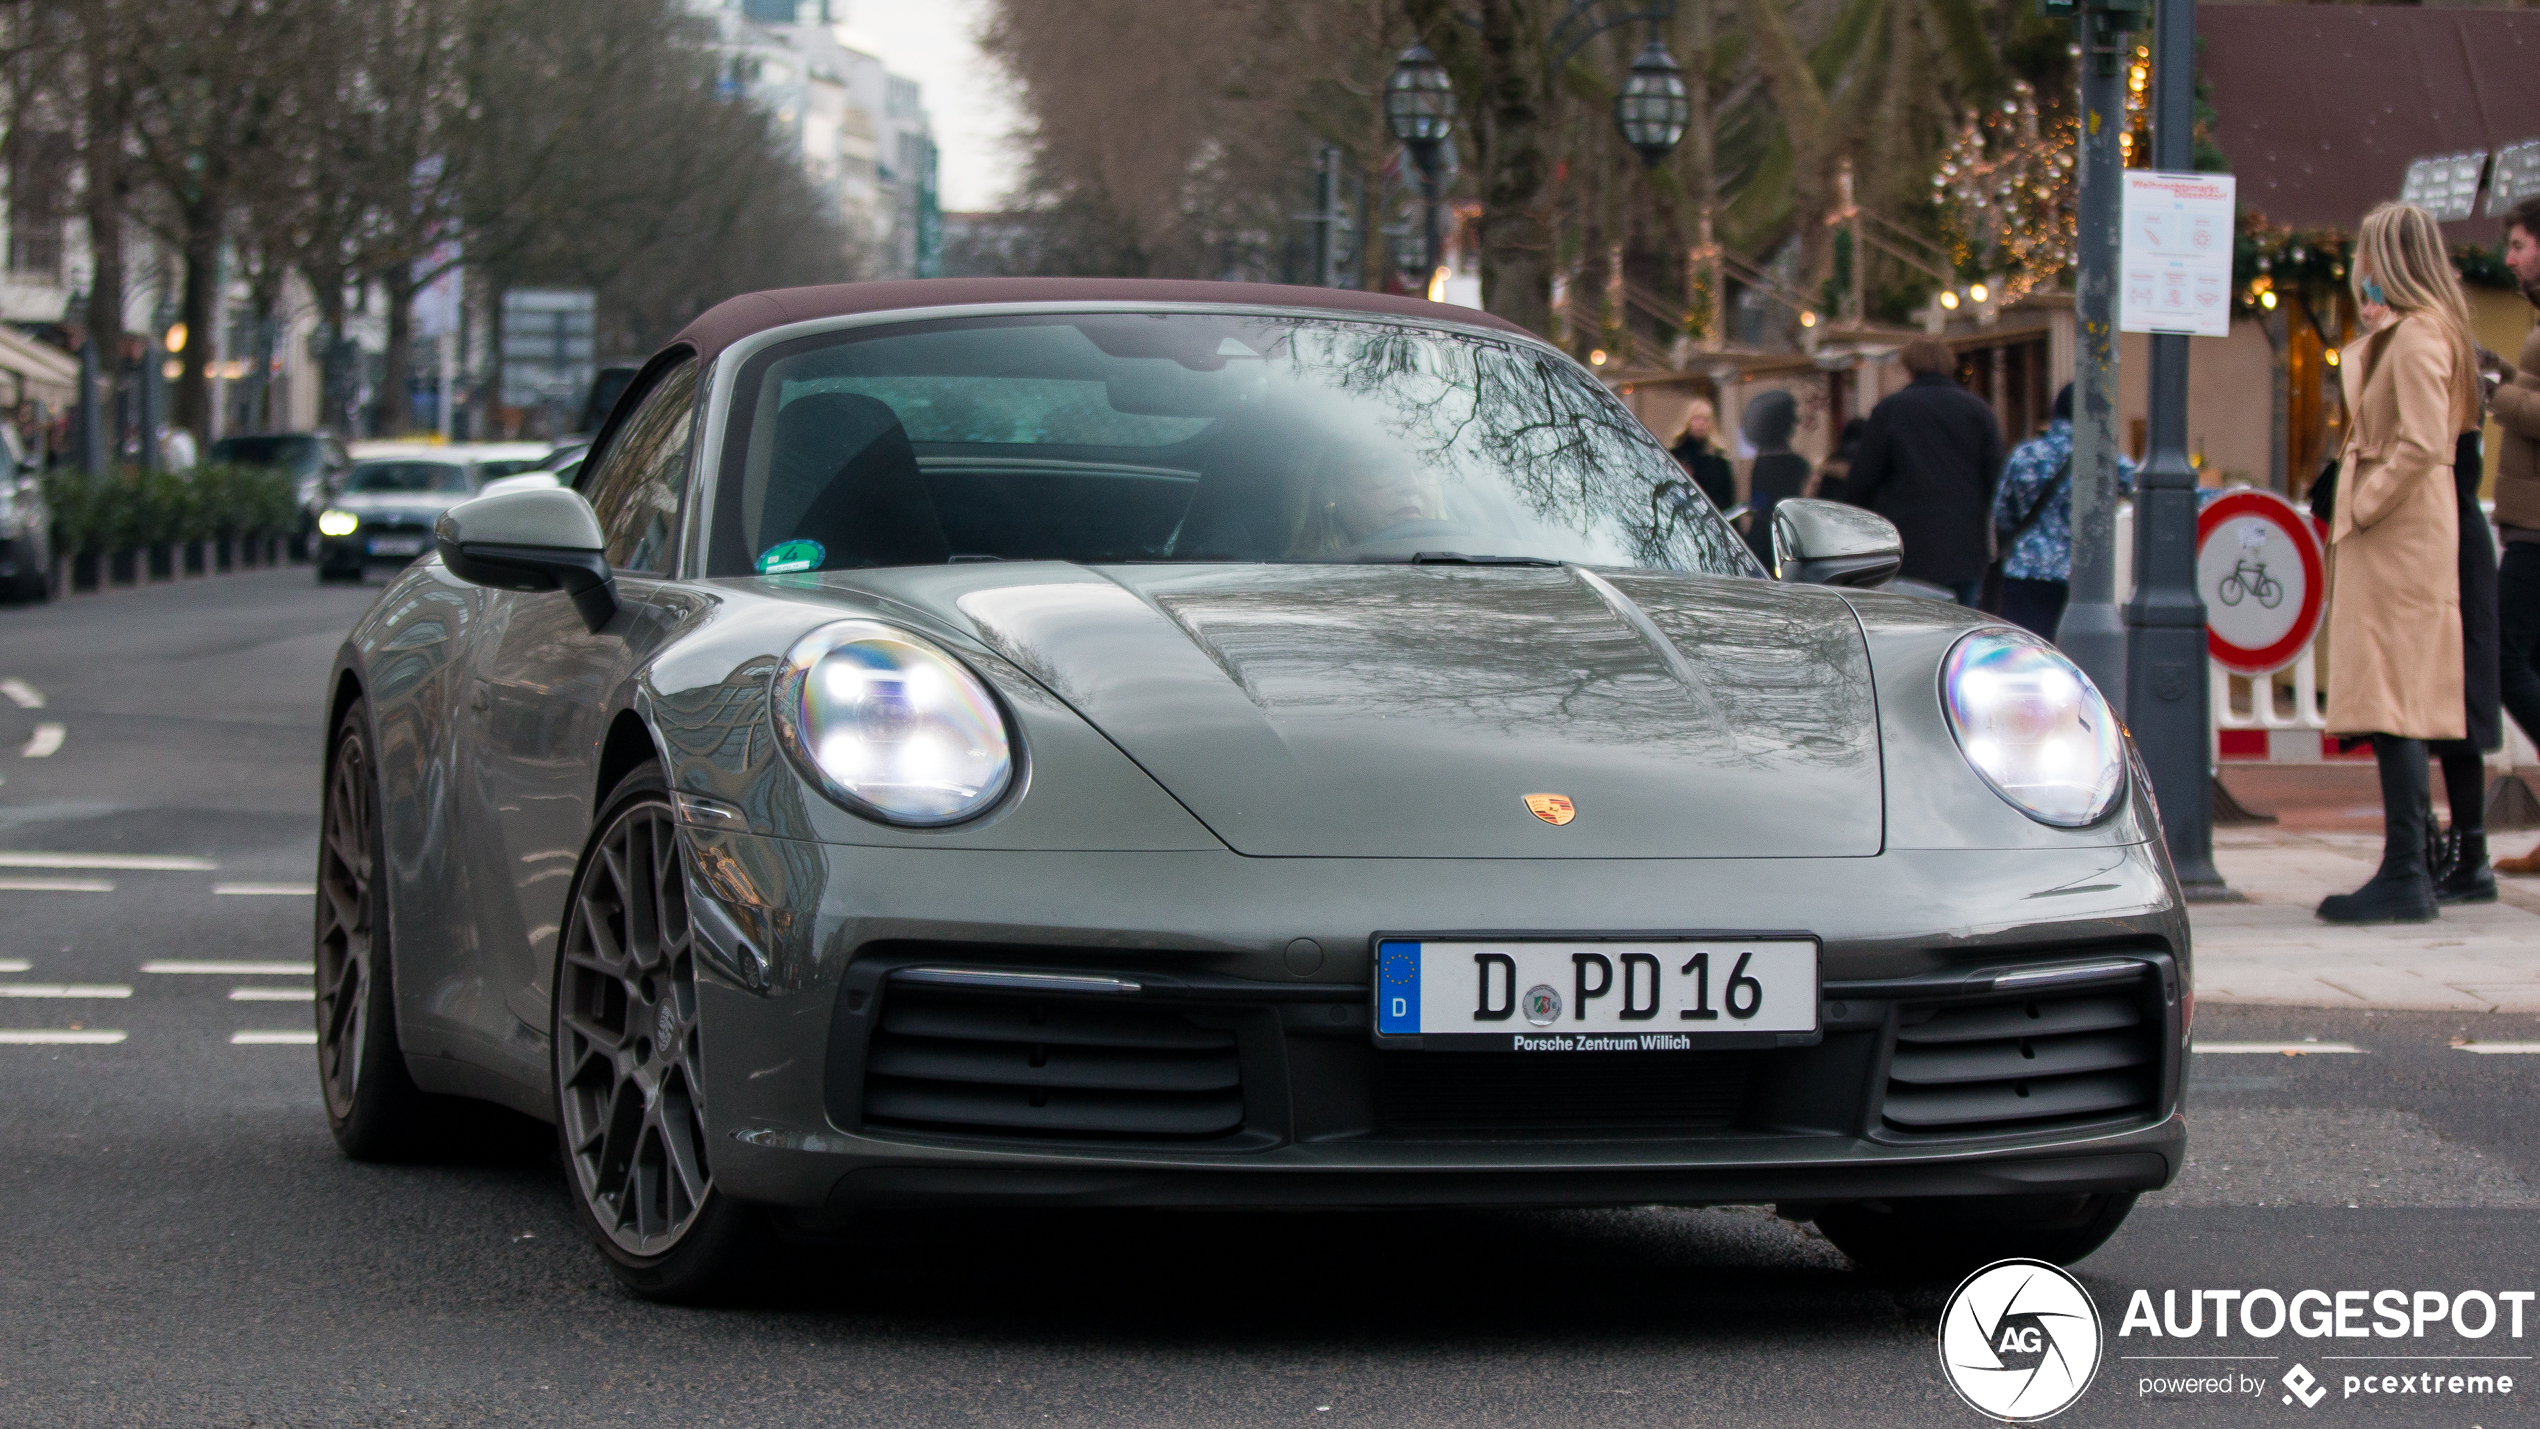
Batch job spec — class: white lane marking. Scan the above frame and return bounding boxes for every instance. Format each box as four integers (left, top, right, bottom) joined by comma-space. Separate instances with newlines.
2193, 1042, 2366, 1055
0, 852, 217, 871
142, 960, 316, 976
213, 882, 314, 896
228, 987, 315, 1002
231, 1029, 317, 1045
0, 1029, 126, 1045
20, 723, 64, 758
2453, 1042, 2540, 1054
0, 678, 42, 709
0, 959, 28, 973
0, 878, 113, 892
0, 984, 132, 998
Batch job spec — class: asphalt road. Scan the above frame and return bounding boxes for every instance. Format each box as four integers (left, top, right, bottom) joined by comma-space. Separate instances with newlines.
4, 568, 2539, 1428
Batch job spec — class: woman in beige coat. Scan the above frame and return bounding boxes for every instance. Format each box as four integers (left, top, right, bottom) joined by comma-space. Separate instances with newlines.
2318, 203, 2484, 923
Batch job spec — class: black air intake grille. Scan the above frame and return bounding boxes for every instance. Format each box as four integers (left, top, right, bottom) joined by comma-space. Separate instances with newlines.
863, 987, 1244, 1141
1882, 983, 2158, 1134
1376, 1052, 1750, 1137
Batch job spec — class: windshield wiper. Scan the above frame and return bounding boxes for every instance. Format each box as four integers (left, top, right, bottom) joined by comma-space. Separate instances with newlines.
1402, 550, 1565, 567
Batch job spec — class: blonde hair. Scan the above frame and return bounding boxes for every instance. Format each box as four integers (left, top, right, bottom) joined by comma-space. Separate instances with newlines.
1680, 397, 1716, 439
2354, 202, 2480, 428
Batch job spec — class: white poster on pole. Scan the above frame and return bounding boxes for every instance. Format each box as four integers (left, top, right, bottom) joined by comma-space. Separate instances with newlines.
2120, 170, 2236, 338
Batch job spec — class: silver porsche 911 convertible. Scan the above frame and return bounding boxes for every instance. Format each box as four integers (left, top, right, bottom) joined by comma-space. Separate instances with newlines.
315, 278, 2187, 1299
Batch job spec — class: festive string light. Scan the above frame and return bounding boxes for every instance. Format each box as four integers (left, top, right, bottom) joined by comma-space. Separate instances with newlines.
1930, 80, 2075, 307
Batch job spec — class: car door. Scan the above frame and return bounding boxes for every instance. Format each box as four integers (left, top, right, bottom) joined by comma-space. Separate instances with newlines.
457, 355, 705, 1062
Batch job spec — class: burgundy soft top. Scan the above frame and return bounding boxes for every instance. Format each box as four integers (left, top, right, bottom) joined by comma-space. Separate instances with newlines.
665, 277, 1534, 364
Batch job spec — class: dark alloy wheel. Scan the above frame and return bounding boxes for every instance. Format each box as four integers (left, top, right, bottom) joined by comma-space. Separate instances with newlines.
316, 701, 435, 1157
553, 764, 761, 1300
1816, 1191, 2138, 1281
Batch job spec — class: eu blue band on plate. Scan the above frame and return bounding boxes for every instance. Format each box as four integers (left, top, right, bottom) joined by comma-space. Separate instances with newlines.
1377, 939, 1421, 1034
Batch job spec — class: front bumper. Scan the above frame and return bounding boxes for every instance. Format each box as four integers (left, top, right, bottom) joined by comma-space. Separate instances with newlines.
319, 526, 435, 568
684, 837, 2191, 1212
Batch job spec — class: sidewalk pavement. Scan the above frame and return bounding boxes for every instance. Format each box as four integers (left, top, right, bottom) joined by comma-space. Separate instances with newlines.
2194, 824, 2540, 1013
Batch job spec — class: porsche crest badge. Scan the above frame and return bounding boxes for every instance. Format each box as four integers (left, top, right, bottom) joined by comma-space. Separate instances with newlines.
1523, 793, 1577, 826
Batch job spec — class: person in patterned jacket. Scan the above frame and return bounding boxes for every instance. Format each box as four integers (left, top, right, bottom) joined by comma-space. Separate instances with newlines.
1989, 383, 2137, 639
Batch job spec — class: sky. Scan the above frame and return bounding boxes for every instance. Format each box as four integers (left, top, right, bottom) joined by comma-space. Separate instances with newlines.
839, 1, 1024, 212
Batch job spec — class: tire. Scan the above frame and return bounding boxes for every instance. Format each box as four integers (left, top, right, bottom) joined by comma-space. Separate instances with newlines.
1815, 1192, 2137, 1281
316, 700, 439, 1158
552, 762, 764, 1302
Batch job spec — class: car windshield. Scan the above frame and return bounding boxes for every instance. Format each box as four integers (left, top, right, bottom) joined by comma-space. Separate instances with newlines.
208, 435, 319, 476
345, 461, 472, 495
476, 458, 547, 479
706, 312, 1755, 578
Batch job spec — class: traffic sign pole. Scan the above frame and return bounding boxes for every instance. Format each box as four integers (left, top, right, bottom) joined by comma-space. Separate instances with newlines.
2125, 0, 2229, 898
2051, 0, 2145, 723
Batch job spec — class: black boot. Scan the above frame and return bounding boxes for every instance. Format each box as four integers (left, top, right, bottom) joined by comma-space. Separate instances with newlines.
2318, 736, 2439, 924
2437, 829, 2497, 904
2433, 749, 2495, 904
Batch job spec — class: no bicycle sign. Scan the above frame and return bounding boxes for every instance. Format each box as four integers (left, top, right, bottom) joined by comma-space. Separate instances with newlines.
2197, 489, 2325, 675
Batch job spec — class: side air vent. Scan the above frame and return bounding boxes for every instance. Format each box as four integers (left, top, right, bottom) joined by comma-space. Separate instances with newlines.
1882, 981, 2158, 1135
862, 986, 1244, 1141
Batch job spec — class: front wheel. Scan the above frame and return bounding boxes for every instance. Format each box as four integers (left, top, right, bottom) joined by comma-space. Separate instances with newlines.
316, 701, 439, 1157
552, 763, 763, 1301
1815, 1192, 2137, 1281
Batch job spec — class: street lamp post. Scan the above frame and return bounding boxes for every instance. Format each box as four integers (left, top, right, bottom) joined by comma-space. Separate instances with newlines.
1385, 44, 1455, 295
2125, 0, 2228, 897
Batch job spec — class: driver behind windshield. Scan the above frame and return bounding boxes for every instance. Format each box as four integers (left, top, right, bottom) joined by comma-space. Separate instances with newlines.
1288, 445, 1447, 555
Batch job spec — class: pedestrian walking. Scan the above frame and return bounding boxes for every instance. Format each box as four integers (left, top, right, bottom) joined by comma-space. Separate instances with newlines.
1738, 389, 1811, 570
1669, 398, 1736, 514
1986, 383, 2138, 639
1839, 337, 2004, 605
2485, 196, 2540, 878
1816, 416, 1867, 499
2315, 203, 2485, 925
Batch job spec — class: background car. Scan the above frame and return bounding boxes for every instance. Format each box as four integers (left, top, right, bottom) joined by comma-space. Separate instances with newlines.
320, 279, 2187, 1303
451, 441, 561, 480
210, 431, 351, 560
0, 424, 49, 602
314, 456, 482, 582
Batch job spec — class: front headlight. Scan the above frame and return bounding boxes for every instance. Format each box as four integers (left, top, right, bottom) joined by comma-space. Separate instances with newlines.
774, 620, 1014, 826
316, 509, 359, 537
1939, 628, 2125, 827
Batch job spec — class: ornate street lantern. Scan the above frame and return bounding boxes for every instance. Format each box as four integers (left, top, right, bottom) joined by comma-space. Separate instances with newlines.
1383, 44, 1455, 150
1614, 40, 1690, 167
1386, 43, 1456, 293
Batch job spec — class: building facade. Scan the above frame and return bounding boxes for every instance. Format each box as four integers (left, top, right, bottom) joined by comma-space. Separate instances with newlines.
685, 0, 938, 279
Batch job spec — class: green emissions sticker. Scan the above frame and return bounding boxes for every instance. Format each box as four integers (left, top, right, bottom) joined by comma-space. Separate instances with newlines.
756, 539, 825, 575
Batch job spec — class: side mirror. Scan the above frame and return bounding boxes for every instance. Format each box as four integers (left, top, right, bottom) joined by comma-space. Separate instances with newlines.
435, 486, 618, 632
1770, 498, 1903, 588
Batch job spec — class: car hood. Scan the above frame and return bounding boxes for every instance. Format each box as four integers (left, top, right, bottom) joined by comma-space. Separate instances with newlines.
910, 563, 1882, 859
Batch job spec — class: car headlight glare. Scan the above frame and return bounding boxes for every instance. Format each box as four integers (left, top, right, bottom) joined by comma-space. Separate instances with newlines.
775, 620, 1013, 826
317, 509, 360, 537
1940, 629, 2124, 827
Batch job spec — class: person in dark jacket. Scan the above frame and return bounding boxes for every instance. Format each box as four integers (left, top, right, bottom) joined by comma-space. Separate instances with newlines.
1669, 397, 1736, 513
1739, 389, 1812, 570
1840, 338, 2005, 603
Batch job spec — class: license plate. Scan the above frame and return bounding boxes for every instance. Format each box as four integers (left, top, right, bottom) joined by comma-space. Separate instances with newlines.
367, 536, 424, 556
1373, 938, 1818, 1050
